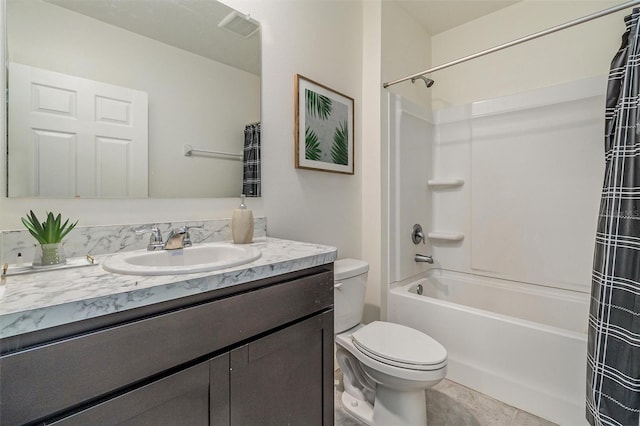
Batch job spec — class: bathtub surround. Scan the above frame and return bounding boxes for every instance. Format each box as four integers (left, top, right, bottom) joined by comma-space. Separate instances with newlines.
586, 9, 640, 425
430, 76, 605, 293
389, 75, 605, 290
0, 217, 266, 266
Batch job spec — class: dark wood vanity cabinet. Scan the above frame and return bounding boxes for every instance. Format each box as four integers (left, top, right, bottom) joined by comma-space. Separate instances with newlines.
0, 265, 334, 426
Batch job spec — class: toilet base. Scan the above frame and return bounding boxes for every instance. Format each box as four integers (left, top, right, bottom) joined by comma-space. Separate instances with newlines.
372, 385, 427, 426
341, 391, 374, 425
341, 385, 428, 426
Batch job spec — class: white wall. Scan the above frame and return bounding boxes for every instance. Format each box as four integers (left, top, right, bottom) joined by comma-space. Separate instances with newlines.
431, 0, 625, 108
382, 1, 431, 111
8, 0, 259, 199
361, 0, 384, 323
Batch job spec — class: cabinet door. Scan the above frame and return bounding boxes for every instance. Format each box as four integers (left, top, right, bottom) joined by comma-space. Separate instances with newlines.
51, 362, 209, 426
210, 352, 231, 426
229, 310, 334, 426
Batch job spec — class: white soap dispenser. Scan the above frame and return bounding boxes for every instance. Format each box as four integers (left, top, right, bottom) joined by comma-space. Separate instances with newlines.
232, 195, 254, 244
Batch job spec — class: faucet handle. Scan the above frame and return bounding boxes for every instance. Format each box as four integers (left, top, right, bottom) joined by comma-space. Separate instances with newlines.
412, 224, 426, 245
136, 225, 164, 251
181, 225, 203, 247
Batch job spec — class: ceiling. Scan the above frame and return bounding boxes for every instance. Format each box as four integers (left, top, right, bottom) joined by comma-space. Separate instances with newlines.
393, 0, 520, 35
43, 0, 519, 73
44, 0, 261, 75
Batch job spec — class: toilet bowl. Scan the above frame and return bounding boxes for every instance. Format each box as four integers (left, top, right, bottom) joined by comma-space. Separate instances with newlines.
334, 259, 447, 426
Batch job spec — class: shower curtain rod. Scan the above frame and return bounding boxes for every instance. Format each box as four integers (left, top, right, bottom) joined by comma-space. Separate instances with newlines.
383, 0, 640, 88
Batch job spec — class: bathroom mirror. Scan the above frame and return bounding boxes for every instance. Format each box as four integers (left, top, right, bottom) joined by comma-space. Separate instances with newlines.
5, 0, 261, 198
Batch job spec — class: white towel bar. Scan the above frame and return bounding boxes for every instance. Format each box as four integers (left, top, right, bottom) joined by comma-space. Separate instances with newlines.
184, 144, 242, 160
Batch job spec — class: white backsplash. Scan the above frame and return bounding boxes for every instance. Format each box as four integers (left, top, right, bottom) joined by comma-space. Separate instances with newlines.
0, 218, 267, 264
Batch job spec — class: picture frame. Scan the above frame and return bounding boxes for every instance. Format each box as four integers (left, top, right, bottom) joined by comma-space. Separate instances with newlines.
295, 74, 354, 174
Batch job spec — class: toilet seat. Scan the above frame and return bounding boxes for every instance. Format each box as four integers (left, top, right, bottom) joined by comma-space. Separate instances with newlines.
351, 321, 447, 371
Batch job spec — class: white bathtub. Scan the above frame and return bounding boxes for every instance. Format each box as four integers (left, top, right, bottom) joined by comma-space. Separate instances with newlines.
388, 269, 590, 425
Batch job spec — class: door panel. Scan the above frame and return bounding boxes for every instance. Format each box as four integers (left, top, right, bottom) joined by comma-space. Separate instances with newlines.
33, 129, 76, 196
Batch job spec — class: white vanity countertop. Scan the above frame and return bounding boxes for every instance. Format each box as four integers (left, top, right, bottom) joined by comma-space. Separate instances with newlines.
0, 237, 337, 339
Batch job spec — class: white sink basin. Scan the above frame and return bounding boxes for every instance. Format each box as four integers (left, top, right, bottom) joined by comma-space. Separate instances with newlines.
102, 243, 261, 275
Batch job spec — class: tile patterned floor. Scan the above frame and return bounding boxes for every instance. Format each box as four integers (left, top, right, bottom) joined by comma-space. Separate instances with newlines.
334, 371, 558, 426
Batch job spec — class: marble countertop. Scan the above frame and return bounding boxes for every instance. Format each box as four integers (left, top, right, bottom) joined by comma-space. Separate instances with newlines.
0, 237, 337, 340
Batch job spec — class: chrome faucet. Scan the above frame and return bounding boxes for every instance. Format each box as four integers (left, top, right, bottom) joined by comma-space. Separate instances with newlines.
164, 225, 203, 250
415, 254, 434, 264
136, 224, 203, 251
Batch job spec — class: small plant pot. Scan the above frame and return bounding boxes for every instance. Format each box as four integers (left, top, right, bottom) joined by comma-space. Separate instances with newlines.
33, 243, 67, 267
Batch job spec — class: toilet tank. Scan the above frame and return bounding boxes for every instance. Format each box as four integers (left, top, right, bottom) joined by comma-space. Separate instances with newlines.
334, 258, 369, 334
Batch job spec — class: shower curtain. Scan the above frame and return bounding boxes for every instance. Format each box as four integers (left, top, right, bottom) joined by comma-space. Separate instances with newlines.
242, 122, 261, 197
586, 8, 640, 426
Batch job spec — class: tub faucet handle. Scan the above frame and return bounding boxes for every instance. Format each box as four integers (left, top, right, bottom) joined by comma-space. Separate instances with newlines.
412, 224, 426, 245
415, 254, 434, 264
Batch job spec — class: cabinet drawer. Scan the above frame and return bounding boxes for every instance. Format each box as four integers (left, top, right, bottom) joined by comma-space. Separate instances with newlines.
51, 362, 210, 426
0, 269, 333, 425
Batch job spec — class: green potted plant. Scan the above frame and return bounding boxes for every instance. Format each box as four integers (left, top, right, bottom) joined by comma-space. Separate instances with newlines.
21, 210, 78, 266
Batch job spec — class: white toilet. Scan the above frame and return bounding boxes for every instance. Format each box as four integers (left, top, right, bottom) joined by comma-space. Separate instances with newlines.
334, 258, 447, 426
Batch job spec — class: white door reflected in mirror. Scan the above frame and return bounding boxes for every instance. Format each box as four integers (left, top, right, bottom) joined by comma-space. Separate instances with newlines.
8, 63, 149, 197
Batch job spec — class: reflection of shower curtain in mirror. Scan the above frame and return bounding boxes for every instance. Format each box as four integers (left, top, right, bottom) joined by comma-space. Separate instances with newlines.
243, 122, 261, 197
587, 8, 640, 426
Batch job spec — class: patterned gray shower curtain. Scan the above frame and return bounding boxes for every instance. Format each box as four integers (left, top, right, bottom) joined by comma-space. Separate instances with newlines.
586, 8, 640, 426
242, 122, 261, 197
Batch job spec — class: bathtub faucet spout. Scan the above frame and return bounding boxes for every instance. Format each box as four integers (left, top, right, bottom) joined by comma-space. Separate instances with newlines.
415, 254, 434, 264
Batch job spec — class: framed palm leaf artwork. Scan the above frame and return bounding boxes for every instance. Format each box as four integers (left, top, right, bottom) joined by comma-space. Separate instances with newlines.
295, 74, 354, 174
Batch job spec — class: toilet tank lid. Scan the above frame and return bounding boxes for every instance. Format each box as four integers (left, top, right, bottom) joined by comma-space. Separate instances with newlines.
334, 258, 369, 280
